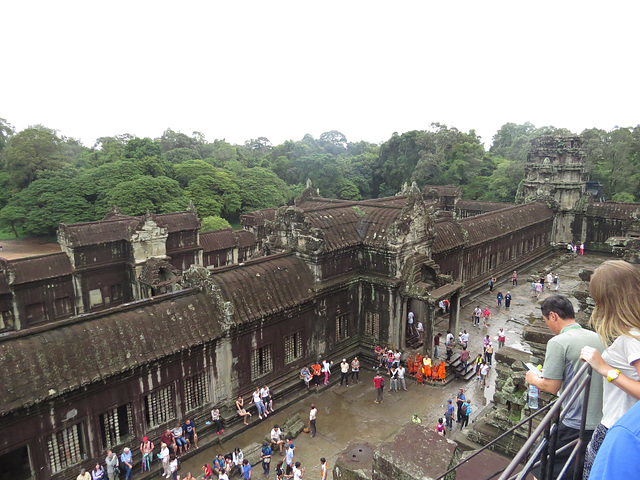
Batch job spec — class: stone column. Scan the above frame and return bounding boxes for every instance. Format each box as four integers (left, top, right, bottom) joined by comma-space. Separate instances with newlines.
400, 296, 407, 350
423, 302, 436, 358
448, 292, 460, 337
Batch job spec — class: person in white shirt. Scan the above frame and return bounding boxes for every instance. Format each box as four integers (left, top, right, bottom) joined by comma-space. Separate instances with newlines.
461, 330, 470, 348
407, 311, 415, 335
270, 425, 284, 454
292, 462, 305, 480
397, 364, 407, 391
159, 443, 170, 478
251, 388, 267, 419
309, 404, 318, 437
480, 363, 490, 388
339, 359, 349, 387
321, 359, 332, 385
416, 321, 424, 339
546, 273, 554, 289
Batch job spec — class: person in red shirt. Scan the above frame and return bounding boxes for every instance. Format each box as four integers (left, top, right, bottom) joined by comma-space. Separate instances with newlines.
160, 429, 175, 455
373, 371, 384, 403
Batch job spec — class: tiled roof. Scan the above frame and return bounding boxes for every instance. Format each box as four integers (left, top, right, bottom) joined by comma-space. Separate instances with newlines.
460, 202, 553, 246
302, 204, 403, 251
456, 200, 515, 212
154, 212, 201, 232
433, 220, 466, 254
210, 254, 314, 324
200, 229, 237, 251
59, 211, 200, 247
5, 253, 72, 285
236, 230, 256, 248
200, 229, 257, 252
59, 217, 141, 247
586, 202, 640, 220
240, 208, 278, 227
0, 290, 224, 416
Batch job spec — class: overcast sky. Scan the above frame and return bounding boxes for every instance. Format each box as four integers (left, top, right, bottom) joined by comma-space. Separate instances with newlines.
2, 1, 638, 149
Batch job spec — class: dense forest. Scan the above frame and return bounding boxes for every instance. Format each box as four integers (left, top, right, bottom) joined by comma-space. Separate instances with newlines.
0, 118, 638, 237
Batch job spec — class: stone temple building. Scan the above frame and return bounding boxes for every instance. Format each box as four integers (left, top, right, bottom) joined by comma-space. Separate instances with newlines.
1, 135, 640, 479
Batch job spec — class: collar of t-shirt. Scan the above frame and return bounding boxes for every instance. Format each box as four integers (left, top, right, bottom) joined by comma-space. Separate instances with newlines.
560, 323, 582, 334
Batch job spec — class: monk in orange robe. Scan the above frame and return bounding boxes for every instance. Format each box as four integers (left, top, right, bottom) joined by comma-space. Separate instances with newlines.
415, 366, 424, 384
414, 353, 423, 374
438, 360, 447, 384
423, 357, 432, 382
431, 361, 440, 382
408, 355, 415, 375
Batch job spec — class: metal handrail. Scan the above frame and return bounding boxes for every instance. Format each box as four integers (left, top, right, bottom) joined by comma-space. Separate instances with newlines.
435, 402, 553, 480
500, 362, 592, 480
435, 363, 592, 480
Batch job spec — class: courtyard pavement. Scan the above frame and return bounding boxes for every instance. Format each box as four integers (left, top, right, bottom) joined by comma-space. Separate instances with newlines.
177, 252, 608, 479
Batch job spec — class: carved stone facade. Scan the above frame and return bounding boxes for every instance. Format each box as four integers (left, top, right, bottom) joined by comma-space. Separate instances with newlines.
518, 135, 589, 246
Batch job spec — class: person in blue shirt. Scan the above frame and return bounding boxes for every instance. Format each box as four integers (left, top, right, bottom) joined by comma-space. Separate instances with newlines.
213, 454, 225, 473
242, 459, 252, 479
589, 396, 640, 479
445, 399, 455, 431
120, 447, 133, 480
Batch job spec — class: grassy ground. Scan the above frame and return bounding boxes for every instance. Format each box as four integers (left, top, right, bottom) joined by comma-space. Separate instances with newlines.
0, 227, 21, 241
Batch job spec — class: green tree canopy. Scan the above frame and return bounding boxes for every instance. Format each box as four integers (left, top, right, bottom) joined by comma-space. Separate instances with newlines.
104, 176, 188, 215
0, 177, 95, 235
200, 215, 232, 232
236, 167, 292, 213
3, 127, 68, 189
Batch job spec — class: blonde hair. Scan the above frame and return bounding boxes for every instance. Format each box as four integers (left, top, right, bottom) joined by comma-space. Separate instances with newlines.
589, 260, 640, 346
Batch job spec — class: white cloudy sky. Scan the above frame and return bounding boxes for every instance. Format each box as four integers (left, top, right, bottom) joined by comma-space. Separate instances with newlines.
2, 1, 638, 148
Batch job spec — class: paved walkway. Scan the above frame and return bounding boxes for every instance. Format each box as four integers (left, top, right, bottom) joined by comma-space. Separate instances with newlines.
178, 252, 607, 479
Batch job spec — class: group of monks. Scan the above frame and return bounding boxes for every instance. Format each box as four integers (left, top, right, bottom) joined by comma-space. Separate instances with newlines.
407, 353, 447, 384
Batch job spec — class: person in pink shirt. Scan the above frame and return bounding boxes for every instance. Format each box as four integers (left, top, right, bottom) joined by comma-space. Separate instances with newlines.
482, 307, 491, 327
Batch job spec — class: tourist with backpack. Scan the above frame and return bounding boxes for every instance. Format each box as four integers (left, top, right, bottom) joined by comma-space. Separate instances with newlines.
460, 401, 471, 428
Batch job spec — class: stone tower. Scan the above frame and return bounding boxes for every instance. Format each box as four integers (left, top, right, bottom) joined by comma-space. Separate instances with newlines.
518, 135, 588, 246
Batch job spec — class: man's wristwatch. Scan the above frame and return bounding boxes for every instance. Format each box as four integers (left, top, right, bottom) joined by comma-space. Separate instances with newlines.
606, 369, 621, 382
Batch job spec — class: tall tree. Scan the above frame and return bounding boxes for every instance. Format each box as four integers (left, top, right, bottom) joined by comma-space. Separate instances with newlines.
3, 127, 68, 189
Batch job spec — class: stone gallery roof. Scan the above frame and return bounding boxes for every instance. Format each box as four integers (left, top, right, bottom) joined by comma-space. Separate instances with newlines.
240, 208, 278, 227
236, 230, 256, 248
0, 289, 224, 416
2, 253, 72, 285
200, 229, 257, 252
210, 253, 315, 323
303, 203, 404, 251
456, 199, 515, 212
59, 217, 141, 247
461, 202, 553, 246
59, 211, 200, 248
154, 212, 201, 232
432, 220, 466, 254
586, 202, 640, 220
200, 228, 237, 251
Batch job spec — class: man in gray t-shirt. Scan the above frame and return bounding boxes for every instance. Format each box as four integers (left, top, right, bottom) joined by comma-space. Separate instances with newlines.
525, 295, 603, 480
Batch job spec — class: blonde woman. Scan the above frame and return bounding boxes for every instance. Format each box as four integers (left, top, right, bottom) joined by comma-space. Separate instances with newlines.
580, 260, 640, 479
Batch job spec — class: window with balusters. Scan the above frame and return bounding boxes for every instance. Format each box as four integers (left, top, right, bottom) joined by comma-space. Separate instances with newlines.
144, 384, 176, 428
47, 423, 85, 474
99, 403, 133, 448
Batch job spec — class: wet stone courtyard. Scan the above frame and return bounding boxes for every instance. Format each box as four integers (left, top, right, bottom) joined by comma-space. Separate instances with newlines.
176, 252, 609, 479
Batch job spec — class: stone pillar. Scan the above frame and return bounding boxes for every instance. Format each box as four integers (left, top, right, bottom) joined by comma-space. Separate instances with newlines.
423, 302, 436, 358
399, 297, 407, 349
448, 292, 460, 336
